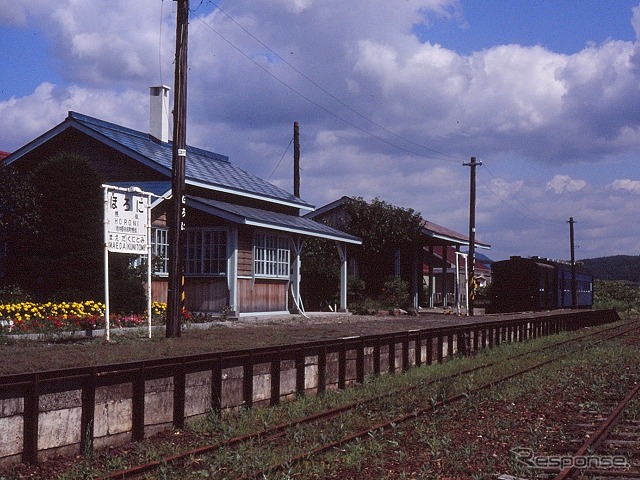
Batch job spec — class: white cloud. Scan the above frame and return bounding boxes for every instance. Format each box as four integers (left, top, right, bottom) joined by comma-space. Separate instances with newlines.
546, 175, 587, 194
632, 5, 640, 39
2, 0, 640, 261
611, 178, 640, 194
0, 83, 147, 151
4, 0, 640, 164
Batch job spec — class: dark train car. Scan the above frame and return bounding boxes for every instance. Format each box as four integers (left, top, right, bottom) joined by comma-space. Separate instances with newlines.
488, 256, 593, 313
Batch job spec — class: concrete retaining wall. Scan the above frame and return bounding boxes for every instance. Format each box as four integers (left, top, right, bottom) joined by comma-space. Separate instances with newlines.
0, 309, 620, 466
0, 336, 441, 464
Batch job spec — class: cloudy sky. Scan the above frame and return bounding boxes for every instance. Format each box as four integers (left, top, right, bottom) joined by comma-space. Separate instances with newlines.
1, 0, 639, 261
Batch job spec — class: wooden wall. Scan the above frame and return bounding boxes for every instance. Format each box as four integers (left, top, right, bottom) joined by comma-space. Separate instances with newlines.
237, 227, 253, 276
184, 278, 229, 312
149, 227, 292, 314
238, 278, 287, 313
151, 279, 168, 304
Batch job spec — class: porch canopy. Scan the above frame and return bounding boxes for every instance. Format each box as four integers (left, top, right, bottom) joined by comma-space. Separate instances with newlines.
188, 197, 362, 244
420, 219, 491, 308
188, 197, 362, 313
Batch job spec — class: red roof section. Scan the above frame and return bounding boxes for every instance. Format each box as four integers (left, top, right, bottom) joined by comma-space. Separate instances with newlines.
421, 219, 490, 249
0, 151, 10, 161
423, 245, 491, 274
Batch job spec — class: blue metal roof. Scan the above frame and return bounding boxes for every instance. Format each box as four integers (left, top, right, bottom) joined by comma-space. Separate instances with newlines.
67, 112, 314, 210
187, 197, 362, 244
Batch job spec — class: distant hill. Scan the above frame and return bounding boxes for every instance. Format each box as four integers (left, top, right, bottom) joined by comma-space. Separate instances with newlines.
475, 252, 493, 266
579, 255, 640, 283
461, 250, 493, 266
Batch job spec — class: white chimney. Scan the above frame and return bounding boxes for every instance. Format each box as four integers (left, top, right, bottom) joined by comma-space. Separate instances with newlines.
149, 85, 171, 142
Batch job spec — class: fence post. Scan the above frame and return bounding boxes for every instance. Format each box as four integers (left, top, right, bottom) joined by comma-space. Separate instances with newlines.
402, 334, 410, 371
356, 340, 365, 384
22, 374, 39, 464
173, 361, 186, 429
132, 368, 146, 442
270, 350, 281, 406
243, 361, 253, 408
80, 370, 96, 455
317, 345, 327, 394
414, 332, 422, 367
295, 349, 306, 397
373, 339, 381, 375
338, 344, 347, 390
388, 338, 396, 373
211, 358, 222, 413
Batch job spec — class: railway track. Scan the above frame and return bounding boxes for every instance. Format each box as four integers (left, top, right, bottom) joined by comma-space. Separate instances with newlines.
544, 380, 640, 479
507, 385, 640, 480
97, 319, 640, 480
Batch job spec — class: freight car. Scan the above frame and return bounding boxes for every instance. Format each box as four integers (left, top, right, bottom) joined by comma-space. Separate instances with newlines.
488, 256, 593, 313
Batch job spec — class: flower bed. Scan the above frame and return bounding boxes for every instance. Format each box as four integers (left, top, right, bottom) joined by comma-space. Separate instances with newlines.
0, 300, 168, 335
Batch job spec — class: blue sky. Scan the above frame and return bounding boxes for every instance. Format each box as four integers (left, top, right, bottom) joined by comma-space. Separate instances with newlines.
0, 27, 55, 98
420, 1, 639, 54
1, 0, 640, 262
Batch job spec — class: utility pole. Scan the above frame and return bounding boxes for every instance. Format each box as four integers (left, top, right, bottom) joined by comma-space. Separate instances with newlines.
463, 156, 481, 316
293, 121, 300, 197
568, 217, 577, 308
167, 0, 189, 338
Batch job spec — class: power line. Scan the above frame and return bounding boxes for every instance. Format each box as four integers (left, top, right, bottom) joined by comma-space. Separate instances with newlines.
207, 2, 461, 162
192, 12, 463, 163
268, 136, 294, 181
479, 163, 564, 225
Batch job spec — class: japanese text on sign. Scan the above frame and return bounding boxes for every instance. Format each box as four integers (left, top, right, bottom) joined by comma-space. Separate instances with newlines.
105, 189, 149, 254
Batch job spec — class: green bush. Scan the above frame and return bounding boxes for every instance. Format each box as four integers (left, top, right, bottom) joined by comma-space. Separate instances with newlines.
0, 284, 31, 304
108, 255, 148, 314
349, 276, 411, 314
381, 276, 410, 308
347, 275, 366, 304
593, 280, 640, 319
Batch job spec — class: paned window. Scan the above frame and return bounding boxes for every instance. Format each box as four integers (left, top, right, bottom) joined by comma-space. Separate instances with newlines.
132, 228, 168, 275
152, 228, 169, 276
254, 233, 290, 278
185, 228, 227, 275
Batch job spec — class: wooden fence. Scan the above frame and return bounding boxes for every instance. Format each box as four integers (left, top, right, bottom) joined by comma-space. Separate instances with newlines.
0, 309, 620, 465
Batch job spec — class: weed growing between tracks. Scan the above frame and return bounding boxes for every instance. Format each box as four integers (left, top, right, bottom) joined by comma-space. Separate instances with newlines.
2, 320, 637, 480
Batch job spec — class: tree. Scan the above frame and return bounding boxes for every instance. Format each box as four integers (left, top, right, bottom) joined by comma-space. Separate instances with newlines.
16, 153, 104, 300
340, 197, 423, 296
301, 197, 423, 309
300, 237, 341, 310
0, 161, 41, 285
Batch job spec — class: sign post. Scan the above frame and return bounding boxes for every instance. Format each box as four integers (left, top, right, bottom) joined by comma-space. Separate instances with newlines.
103, 185, 153, 341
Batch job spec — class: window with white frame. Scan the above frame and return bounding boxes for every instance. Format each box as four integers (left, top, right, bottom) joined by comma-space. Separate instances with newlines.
254, 232, 290, 278
152, 228, 169, 276
185, 228, 227, 275
131, 228, 168, 275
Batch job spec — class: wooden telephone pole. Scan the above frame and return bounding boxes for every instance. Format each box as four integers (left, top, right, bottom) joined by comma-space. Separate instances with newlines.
167, 0, 189, 338
293, 121, 300, 197
464, 156, 481, 316
568, 217, 577, 308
